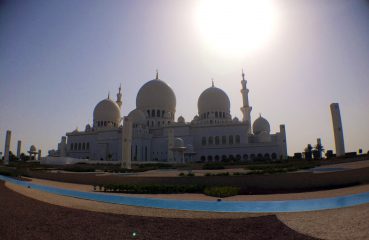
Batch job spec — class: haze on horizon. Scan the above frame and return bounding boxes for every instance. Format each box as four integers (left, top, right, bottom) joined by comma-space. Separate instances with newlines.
0, 0, 369, 156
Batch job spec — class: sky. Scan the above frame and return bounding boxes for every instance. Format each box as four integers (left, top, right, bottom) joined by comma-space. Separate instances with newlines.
0, 0, 369, 156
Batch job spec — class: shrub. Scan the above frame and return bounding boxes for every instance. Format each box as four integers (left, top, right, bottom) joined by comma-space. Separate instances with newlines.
179, 172, 185, 176
202, 163, 225, 170
96, 183, 204, 194
204, 186, 240, 198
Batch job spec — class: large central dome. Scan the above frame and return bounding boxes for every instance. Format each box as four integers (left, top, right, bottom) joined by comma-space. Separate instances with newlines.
198, 85, 230, 116
136, 78, 176, 113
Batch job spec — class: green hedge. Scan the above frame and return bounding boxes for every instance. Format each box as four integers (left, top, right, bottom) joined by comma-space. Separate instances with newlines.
202, 163, 225, 170
204, 186, 240, 198
95, 183, 204, 194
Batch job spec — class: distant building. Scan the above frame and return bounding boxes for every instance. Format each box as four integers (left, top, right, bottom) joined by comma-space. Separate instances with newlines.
50, 71, 288, 163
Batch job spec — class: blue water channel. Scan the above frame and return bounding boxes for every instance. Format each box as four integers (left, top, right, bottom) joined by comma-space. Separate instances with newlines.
1, 174, 369, 213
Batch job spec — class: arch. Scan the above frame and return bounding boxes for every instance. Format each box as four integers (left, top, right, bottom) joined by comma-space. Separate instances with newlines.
82, 143, 85, 150
215, 112, 218, 118
228, 155, 235, 161
251, 154, 256, 160
235, 135, 240, 144
86, 142, 90, 150
208, 136, 213, 145
264, 153, 270, 159
201, 156, 206, 162
147, 110, 150, 117
243, 154, 249, 161
215, 136, 220, 145
162, 110, 165, 117
157, 110, 160, 117
70, 143, 74, 151
78, 143, 82, 150
257, 153, 263, 159
215, 155, 220, 162
151, 109, 155, 117
74, 143, 78, 151
271, 152, 277, 160
236, 154, 241, 161
207, 155, 213, 162
222, 155, 227, 161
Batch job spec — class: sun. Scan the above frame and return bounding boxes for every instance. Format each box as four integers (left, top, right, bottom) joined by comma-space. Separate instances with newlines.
194, 0, 279, 57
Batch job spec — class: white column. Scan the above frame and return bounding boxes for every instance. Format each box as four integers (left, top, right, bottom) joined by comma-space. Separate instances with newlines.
279, 124, 288, 158
17, 140, 22, 159
167, 128, 174, 162
121, 117, 132, 169
60, 136, 67, 157
4, 130, 11, 165
330, 103, 345, 157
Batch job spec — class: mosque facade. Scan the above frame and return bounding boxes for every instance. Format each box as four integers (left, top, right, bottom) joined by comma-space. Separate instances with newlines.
50, 71, 287, 163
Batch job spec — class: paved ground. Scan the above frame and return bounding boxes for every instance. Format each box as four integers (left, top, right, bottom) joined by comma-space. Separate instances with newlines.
0, 181, 317, 240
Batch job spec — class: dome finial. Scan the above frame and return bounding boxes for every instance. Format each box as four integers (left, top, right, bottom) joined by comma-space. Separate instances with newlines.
156, 69, 159, 80
211, 78, 214, 87
242, 68, 245, 81
118, 83, 121, 94
108, 91, 110, 99
259, 113, 262, 118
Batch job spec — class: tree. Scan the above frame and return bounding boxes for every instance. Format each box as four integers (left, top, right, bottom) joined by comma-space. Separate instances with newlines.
304, 144, 313, 160
314, 143, 324, 159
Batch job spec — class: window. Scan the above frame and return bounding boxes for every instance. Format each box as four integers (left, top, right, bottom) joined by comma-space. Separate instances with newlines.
222, 155, 227, 161
201, 137, 206, 146
229, 136, 234, 144
147, 110, 150, 117
82, 143, 85, 150
264, 153, 270, 159
201, 156, 206, 162
235, 135, 240, 144
271, 153, 277, 160
70, 143, 73, 150
78, 143, 81, 150
151, 109, 155, 117
215, 155, 220, 162
162, 110, 165, 117
243, 154, 249, 161
215, 112, 218, 118
208, 136, 213, 145
207, 156, 213, 162
157, 110, 160, 117
236, 154, 241, 161
222, 136, 227, 144
74, 143, 78, 151
86, 142, 90, 150
215, 136, 220, 145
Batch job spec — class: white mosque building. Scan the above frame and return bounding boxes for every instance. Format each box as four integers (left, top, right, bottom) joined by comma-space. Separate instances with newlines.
49, 71, 287, 163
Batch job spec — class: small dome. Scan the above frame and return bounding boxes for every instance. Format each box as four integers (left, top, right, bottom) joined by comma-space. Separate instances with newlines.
136, 78, 176, 114
174, 138, 185, 148
233, 117, 239, 123
177, 116, 185, 123
198, 86, 230, 117
93, 98, 121, 128
128, 109, 147, 126
30, 145, 37, 152
253, 115, 270, 135
85, 124, 91, 132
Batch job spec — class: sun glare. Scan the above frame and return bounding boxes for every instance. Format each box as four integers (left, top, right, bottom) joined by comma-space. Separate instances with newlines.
194, 0, 279, 57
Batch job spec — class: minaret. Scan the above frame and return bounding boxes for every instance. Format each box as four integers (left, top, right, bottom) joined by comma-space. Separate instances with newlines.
17, 140, 22, 159
330, 103, 345, 157
156, 69, 159, 80
240, 69, 252, 133
116, 84, 122, 108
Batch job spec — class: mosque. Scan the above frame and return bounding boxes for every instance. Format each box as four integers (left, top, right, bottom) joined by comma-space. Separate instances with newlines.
49, 71, 287, 163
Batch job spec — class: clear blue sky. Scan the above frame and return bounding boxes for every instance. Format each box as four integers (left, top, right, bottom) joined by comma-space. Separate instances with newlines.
1, 0, 369, 156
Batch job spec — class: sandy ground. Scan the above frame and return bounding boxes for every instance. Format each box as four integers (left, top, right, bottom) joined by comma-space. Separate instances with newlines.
6, 178, 369, 239
0, 181, 316, 240
26, 177, 369, 201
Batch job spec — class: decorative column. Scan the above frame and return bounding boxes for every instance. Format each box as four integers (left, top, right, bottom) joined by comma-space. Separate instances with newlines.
167, 128, 174, 162
4, 130, 11, 165
330, 103, 345, 157
240, 70, 252, 133
38, 149, 42, 161
17, 140, 22, 160
279, 124, 287, 159
121, 117, 132, 169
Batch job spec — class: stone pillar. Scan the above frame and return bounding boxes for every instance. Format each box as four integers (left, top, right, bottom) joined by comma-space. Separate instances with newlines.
60, 136, 67, 157
4, 130, 11, 165
280, 124, 287, 159
38, 149, 42, 161
330, 103, 345, 157
167, 128, 174, 162
17, 140, 21, 160
121, 117, 132, 169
